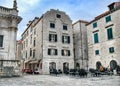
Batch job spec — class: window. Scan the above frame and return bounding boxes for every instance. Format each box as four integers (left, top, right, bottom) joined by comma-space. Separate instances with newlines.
50, 23, 55, 28
33, 38, 36, 47
94, 33, 99, 43
62, 36, 70, 44
107, 28, 113, 40
93, 22, 97, 28
95, 50, 99, 55
109, 47, 114, 53
27, 31, 29, 36
63, 25, 67, 30
48, 48, 58, 55
26, 39, 28, 47
56, 14, 61, 18
34, 28, 36, 35
30, 35, 32, 44
33, 50, 35, 58
30, 48, 32, 57
26, 51, 27, 58
61, 50, 70, 56
0, 35, 3, 47
30, 27, 33, 32
106, 15, 111, 22
49, 34, 57, 42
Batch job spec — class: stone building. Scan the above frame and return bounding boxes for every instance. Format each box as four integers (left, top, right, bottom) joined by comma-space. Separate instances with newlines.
87, 2, 120, 71
16, 40, 22, 60
16, 40, 23, 70
73, 20, 88, 70
0, 0, 22, 61
22, 9, 74, 74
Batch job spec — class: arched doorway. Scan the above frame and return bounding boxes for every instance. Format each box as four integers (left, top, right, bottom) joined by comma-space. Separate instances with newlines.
49, 62, 56, 70
96, 61, 102, 70
76, 63, 80, 70
63, 62, 69, 73
110, 60, 117, 71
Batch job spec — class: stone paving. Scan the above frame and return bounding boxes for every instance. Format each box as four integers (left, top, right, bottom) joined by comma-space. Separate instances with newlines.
0, 75, 120, 86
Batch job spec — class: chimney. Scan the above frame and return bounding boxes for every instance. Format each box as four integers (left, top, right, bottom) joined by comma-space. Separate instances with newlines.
108, 2, 120, 12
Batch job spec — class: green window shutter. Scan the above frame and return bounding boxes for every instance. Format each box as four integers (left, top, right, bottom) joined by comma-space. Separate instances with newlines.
62, 36, 64, 43
109, 47, 114, 53
55, 49, 58, 55
61, 50, 64, 56
93, 22, 97, 28
49, 34, 51, 41
106, 15, 111, 22
68, 36, 70, 43
48, 49, 51, 55
107, 28, 113, 40
0, 35, 3, 47
55, 34, 57, 42
68, 50, 70, 56
95, 50, 99, 55
94, 33, 99, 43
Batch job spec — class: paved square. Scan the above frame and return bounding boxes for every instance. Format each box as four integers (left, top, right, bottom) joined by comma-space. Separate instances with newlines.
0, 75, 120, 86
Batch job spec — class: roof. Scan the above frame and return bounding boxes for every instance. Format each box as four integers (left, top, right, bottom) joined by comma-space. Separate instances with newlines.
73, 20, 89, 25
86, 2, 120, 26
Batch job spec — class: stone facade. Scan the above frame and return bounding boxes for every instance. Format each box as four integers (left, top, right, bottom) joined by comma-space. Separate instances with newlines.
73, 20, 88, 70
0, 0, 22, 61
87, 2, 120, 70
22, 9, 74, 74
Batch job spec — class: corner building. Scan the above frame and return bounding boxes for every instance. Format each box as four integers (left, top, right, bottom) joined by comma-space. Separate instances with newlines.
87, 2, 120, 71
22, 9, 74, 74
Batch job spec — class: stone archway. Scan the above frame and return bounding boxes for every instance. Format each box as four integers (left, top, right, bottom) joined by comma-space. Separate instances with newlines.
63, 62, 69, 73
49, 62, 56, 70
110, 60, 117, 70
96, 61, 102, 70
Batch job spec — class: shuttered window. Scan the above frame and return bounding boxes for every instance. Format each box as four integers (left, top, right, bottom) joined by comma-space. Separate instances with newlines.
94, 33, 99, 43
107, 28, 113, 40
0, 35, 3, 47
62, 36, 70, 44
109, 47, 114, 53
63, 25, 67, 30
48, 48, 58, 55
49, 34, 57, 42
106, 15, 111, 22
93, 22, 97, 28
50, 23, 55, 28
95, 50, 99, 55
61, 50, 70, 56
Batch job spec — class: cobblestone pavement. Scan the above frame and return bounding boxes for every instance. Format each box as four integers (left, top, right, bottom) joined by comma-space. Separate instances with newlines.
0, 75, 120, 86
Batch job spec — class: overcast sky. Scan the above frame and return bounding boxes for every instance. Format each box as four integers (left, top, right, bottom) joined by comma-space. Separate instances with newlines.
0, 0, 119, 39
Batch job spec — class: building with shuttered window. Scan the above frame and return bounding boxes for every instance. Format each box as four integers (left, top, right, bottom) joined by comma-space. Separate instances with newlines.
86, 2, 120, 71
21, 9, 74, 74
